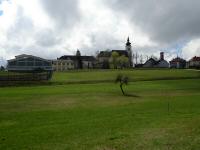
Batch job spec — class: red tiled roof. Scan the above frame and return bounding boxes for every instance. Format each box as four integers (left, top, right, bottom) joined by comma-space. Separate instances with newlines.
190, 56, 200, 61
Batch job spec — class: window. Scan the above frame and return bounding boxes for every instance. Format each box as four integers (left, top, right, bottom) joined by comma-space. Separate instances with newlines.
27, 57, 34, 61
27, 62, 34, 66
9, 61, 17, 66
43, 61, 51, 66
18, 61, 26, 66
35, 61, 43, 66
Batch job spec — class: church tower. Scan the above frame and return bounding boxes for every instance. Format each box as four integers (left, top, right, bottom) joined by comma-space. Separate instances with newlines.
126, 37, 133, 67
76, 49, 82, 69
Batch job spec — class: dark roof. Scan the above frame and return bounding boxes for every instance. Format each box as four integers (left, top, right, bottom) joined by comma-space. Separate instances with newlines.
170, 57, 186, 63
81, 56, 96, 61
112, 50, 128, 57
98, 50, 128, 58
145, 58, 157, 65
58, 55, 77, 61
98, 51, 111, 57
145, 58, 169, 65
8, 54, 51, 63
58, 55, 96, 61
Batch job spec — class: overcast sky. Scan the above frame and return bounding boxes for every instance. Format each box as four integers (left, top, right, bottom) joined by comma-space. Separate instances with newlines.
0, 0, 200, 65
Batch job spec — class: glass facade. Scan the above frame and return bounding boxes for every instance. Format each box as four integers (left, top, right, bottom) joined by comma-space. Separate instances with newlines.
7, 56, 53, 71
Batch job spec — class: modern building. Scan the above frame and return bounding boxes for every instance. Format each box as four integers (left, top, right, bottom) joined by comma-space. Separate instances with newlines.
97, 37, 133, 69
7, 54, 53, 72
53, 50, 96, 71
143, 52, 169, 68
187, 56, 200, 69
169, 57, 186, 69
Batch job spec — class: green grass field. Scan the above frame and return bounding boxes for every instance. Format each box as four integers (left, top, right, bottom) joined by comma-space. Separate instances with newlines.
0, 69, 200, 149
52, 69, 200, 83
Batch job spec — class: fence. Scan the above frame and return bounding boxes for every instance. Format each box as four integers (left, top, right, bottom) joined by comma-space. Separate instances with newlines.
0, 71, 53, 82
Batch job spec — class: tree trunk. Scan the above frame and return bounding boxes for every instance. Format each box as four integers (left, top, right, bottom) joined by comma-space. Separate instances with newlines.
120, 83, 125, 96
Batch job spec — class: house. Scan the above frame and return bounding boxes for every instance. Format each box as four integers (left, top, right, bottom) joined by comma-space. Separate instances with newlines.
97, 51, 112, 69
53, 50, 96, 71
81, 56, 96, 69
7, 54, 53, 72
187, 56, 200, 69
143, 58, 157, 68
143, 52, 169, 68
52, 58, 75, 71
169, 57, 186, 69
97, 37, 133, 69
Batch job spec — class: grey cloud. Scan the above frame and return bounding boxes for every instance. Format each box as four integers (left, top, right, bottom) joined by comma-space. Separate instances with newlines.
35, 29, 63, 47
4, 6, 34, 54
2, 0, 200, 65
80, 32, 125, 56
0, 57, 7, 66
106, 0, 200, 45
3, 6, 63, 59
6, 10, 34, 39
40, 0, 80, 29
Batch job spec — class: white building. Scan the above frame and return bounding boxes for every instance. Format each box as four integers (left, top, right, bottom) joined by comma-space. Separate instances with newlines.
53, 50, 96, 71
143, 52, 169, 68
187, 56, 200, 69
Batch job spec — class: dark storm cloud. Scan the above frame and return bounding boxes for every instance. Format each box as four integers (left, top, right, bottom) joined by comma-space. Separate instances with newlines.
106, 0, 200, 44
40, 0, 80, 28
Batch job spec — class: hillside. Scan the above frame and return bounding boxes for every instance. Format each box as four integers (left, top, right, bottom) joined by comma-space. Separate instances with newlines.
0, 69, 200, 149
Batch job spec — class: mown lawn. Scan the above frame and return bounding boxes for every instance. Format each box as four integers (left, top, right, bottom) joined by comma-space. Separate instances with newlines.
0, 70, 200, 149
52, 69, 200, 83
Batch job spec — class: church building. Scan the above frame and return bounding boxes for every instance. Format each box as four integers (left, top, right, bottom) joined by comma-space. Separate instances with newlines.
97, 37, 133, 69
52, 50, 96, 71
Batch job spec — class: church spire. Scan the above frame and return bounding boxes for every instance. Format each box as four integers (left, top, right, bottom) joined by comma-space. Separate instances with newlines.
126, 37, 131, 46
125, 37, 133, 67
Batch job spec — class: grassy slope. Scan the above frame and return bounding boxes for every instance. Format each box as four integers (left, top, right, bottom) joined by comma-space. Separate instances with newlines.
52, 69, 200, 83
0, 69, 200, 149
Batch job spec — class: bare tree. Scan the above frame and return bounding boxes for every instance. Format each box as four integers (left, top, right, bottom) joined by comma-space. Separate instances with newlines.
115, 74, 129, 96
140, 54, 143, 64
135, 52, 139, 65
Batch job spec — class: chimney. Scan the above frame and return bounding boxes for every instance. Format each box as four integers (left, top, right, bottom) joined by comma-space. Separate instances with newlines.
160, 52, 164, 60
